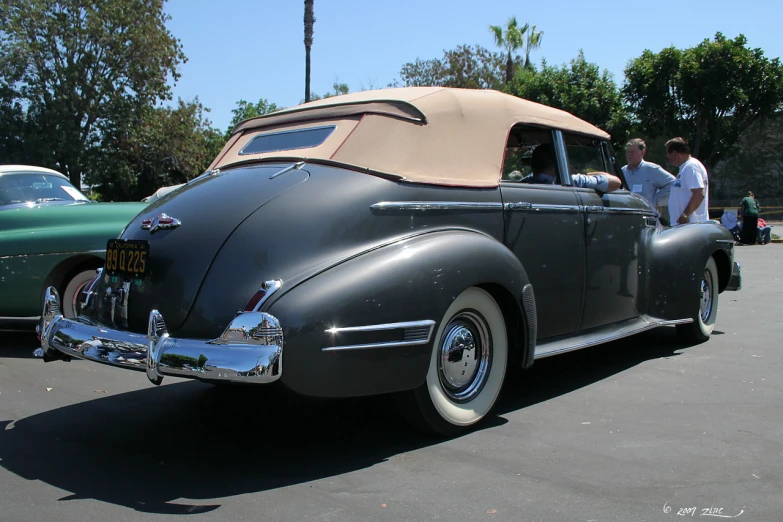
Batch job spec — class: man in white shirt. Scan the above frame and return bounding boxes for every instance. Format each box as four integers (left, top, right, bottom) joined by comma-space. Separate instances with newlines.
622, 138, 675, 219
665, 137, 709, 225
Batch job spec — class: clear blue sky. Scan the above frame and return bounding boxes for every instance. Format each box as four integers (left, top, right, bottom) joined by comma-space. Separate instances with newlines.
164, 0, 782, 133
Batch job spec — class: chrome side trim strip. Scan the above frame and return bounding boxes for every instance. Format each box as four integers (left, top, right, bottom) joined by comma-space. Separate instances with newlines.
325, 320, 435, 334
504, 203, 652, 215
528, 203, 581, 212
585, 206, 656, 215
323, 319, 436, 351
0, 249, 104, 260
323, 339, 432, 352
533, 316, 693, 360
371, 201, 503, 211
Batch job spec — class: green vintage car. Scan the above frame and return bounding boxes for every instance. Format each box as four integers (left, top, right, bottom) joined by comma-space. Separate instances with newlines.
0, 165, 146, 330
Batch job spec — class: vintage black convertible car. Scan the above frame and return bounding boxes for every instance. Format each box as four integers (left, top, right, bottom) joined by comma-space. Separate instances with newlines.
38, 87, 741, 435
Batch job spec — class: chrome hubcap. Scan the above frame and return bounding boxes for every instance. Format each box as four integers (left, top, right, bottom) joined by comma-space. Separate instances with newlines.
699, 270, 713, 323
437, 311, 491, 402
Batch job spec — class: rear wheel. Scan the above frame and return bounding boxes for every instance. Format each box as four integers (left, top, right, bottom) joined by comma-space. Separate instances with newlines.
60, 268, 100, 319
677, 257, 719, 344
400, 287, 508, 436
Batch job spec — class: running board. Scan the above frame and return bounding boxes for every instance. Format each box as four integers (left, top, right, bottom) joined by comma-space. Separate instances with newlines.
533, 316, 693, 360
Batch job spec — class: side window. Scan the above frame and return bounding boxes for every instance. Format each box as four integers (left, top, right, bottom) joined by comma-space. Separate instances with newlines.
502, 125, 559, 184
562, 133, 606, 177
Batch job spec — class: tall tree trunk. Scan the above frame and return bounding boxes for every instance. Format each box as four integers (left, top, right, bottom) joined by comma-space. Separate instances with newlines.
506, 53, 513, 84
304, 0, 315, 102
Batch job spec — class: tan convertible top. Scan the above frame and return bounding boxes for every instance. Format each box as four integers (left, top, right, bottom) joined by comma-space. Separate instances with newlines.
210, 87, 610, 187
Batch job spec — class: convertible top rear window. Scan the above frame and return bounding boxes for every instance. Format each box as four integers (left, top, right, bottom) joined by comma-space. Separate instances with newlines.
239, 125, 336, 155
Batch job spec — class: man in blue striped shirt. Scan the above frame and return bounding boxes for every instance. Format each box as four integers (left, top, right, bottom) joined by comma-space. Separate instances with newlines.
622, 138, 675, 223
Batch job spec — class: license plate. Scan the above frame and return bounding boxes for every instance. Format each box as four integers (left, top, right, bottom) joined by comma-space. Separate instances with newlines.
105, 239, 150, 279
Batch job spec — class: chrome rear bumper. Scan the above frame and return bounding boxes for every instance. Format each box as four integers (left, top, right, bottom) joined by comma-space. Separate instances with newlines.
37, 287, 283, 385
727, 261, 742, 291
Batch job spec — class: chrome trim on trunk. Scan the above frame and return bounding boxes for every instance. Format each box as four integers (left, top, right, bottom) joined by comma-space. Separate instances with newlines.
269, 161, 306, 179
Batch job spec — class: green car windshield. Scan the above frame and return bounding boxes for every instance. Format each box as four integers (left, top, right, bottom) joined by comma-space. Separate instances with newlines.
0, 173, 89, 208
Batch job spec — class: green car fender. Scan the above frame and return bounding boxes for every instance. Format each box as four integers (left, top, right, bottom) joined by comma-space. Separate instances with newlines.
0, 202, 147, 319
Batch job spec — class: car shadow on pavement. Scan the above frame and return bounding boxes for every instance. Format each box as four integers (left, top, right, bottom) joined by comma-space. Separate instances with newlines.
497, 326, 687, 415
0, 331, 39, 357
0, 326, 690, 515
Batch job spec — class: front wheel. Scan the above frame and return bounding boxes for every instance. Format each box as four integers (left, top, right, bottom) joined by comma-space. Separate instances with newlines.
399, 287, 508, 436
677, 257, 719, 344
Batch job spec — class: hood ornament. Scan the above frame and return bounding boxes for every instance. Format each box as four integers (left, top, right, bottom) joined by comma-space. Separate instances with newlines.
141, 213, 181, 233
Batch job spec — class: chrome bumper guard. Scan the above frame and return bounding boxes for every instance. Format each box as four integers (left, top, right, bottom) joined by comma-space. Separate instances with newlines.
727, 261, 742, 291
37, 287, 283, 385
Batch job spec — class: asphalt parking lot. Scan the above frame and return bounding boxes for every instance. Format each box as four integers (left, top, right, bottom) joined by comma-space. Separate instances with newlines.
1, 245, 781, 522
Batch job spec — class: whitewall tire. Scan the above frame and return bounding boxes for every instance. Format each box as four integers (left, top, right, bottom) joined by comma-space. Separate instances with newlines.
402, 287, 508, 436
677, 257, 719, 343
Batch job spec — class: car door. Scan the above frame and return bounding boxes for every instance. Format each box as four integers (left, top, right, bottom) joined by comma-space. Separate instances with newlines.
560, 133, 651, 330
500, 126, 584, 339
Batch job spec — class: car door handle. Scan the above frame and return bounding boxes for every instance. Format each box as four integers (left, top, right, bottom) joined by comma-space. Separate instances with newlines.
505, 202, 533, 210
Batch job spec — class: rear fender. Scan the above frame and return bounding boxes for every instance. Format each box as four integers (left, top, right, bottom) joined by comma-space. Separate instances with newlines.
268, 229, 533, 398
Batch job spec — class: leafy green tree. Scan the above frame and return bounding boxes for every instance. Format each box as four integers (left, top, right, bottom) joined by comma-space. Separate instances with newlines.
306, 81, 349, 102
623, 33, 783, 169
227, 98, 282, 135
508, 51, 629, 148
0, 0, 186, 191
489, 17, 527, 84
399, 45, 513, 90
710, 114, 783, 198
304, 0, 315, 103
92, 98, 223, 201
522, 25, 544, 70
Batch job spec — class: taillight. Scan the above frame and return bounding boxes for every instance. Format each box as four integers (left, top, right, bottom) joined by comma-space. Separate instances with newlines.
242, 280, 282, 312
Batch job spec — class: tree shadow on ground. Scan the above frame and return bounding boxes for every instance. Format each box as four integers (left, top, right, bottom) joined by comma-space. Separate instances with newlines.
0, 326, 692, 515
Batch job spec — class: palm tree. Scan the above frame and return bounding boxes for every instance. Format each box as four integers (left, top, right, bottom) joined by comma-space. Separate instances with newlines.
523, 25, 544, 70
489, 17, 528, 84
304, 0, 315, 102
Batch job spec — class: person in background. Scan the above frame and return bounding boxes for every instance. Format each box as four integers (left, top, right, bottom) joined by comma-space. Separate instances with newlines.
738, 191, 760, 245
665, 137, 709, 225
720, 208, 741, 241
757, 217, 772, 245
622, 138, 675, 225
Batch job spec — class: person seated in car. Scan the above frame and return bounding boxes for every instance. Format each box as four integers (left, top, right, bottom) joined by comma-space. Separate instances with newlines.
524, 143, 621, 192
